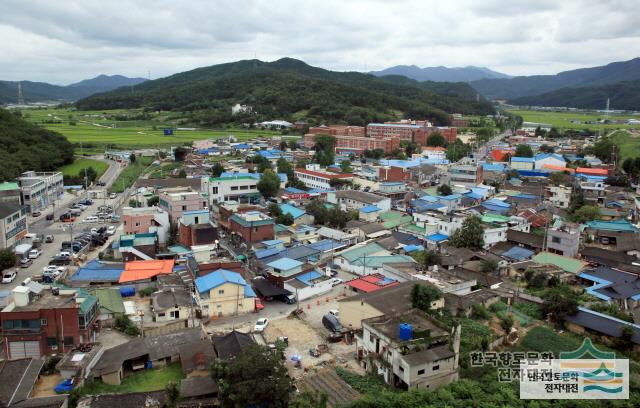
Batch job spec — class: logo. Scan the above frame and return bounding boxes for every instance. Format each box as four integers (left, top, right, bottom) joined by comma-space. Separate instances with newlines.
520, 339, 629, 399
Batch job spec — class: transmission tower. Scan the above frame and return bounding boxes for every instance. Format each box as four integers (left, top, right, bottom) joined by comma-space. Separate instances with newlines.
17, 82, 25, 105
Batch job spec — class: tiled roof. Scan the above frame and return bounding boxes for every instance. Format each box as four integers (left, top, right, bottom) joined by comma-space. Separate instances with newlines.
119, 259, 174, 283
531, 252, 587, 274
194, 269, 255, 297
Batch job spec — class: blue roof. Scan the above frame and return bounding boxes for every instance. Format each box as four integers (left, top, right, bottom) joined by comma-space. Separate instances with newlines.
381, 182, 404, 186
419, 195, 439, 203
585, 220, 637, 232
426, 233, 449, 242
465, 192, 484, 200
295, 270, 322, 286
534, 153, 566, 162
279, 203, 306, 219
284, 187, 306, 194
513, 193, 538, 200
517, 170, 550, 178
70, 260, 124, 282
255, 247, 282, 259
511, 157, 534, 163
233, 143, 250, 149
502, 246, 534, 261
308, 239, 347, 252
482, 163, 507, 172
403, 244, 425, 252
268, 257, 303, 271
261, 239, 283, 247
439, 194, 460, 201
360, 205, 381, 213
183, 209, 208, 215
194, 269, 255, 297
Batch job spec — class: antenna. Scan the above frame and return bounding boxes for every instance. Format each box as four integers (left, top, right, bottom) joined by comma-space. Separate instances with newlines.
17, 82, 25, 105
605, 97, 610, 117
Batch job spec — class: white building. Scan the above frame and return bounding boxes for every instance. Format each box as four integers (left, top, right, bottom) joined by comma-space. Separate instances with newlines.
509, 157, 534, 171
327, 190, 391, 212
0, 203, 28, 249
421, 147, 447, 161
18, 171, 64, 213
534, 153, 566, 170
203, 175, 259, 204
546, 185, 572, 208
231, 103, 252, 115
294, 166, 353, 190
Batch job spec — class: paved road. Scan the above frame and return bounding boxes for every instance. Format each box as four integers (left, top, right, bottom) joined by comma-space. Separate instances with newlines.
2, 158, 125, 292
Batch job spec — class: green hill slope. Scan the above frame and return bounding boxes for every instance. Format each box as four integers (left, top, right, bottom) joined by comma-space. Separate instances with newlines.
0, 109, 74, 181
76, 58, 494, 126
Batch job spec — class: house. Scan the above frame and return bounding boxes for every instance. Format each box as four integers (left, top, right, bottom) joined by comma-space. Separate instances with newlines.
229, 211, 275, 243
328, 190, 391, 212
1, 285, 99, 359
546, 222, 580, 257
580, 246, 637, 270
531, 251, 587, 275
345, 274, 399, 294
265, 257, 304, 283
534, 153, 566, 170
577, 266, 640, 310
204, 175, 260, 204
212, 330, 255, 360
117, 232, 159, 261
90, 288, 125, 322
0, 202, 28, 249
294, 167, 353, 190
77, 391, 167, 408
346, 221, 391, 241
359, 205, 382, 222
510, 157, 534, 171
179, 376, 218, 404
194, 269, 256, 317
317, 226, 358, 245
422, 146, 447, 160
546, 185, 572, 208
506, 229, 545, 252
0, 358, 67, 407
119, 259, 175, 286
178, 209, 217, 247
444, 290, 501, 318
338, 281, 420, 330
279, 203, 314, 225
288, 224, 319, 244
69, 260, 124, 286
284, 270, 333, 301
446, 160, 483, 188
121, 206, 170, 244
177, 339, 216, 374
564, 307, 640, 351
333, 242, 415, 276
151, 288, 192, 323
158, 189, 206, 223
357, 309, 460, 390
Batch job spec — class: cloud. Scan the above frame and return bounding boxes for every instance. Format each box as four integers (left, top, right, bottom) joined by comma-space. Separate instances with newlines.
0, 0, 639, 83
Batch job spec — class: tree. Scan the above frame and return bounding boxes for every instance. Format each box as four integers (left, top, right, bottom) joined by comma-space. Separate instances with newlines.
593, 137, 617, 163
165, 381, 180, 408
295, 157, 309, 169
146, 195, 159, 206
173, 147, 189, 162
290, 391, 328, 408
277, 157, 294, 179
279, 141, 288, 151
257, 169, 280, 199
499, 314, 514, 333
437, 184, 452, 196
288, 140, 298, 151
426, 132, 446, 147
515, 144, 533, 158
129, 153, 136, 163
306, 200, 329, 225
0, 248, 16, 270
549, 171, 570, 186
411, 283, 442, 313
572, 205, 600, 223
211, 344, 291, 408
568, 185, 585, 213
480, 260, 499, 274
340, 160, 352, 173
176, 169, 187, 178
449, 216, 484, 250
541, 286, 578, 321
278, 213, 295, 226
446, 139, 472, 162
267, 202, 282, 218
313, 134, 336, 166
422, 250, 441, 269
539, 144, 554, 153
211, 162, 225, 177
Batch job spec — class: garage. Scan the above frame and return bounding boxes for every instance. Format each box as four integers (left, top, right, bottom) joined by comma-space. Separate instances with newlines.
9, 341, 41, 359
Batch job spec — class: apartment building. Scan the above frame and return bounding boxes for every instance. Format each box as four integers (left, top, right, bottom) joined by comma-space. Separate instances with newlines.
546, 223, 580, 257
17, 171, 64, 213
327, 190, 392, 212
0, 202, 28, 249
229, 211, 275, 243
204, 175, 259, 204
367, 123, 427, 144
158, 188, 206, 222
307, 125, 366, 137
122, 206, 170, 244
445, 160, 483, 188
0, 182, 21, 205
546, 185, 572, 208
1, 285, 99, 359
294, 167, 353, 190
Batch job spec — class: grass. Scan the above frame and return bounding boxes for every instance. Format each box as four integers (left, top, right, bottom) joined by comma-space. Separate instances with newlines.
18, 107, 285, 150
59, 158, 109, 178
108, 156, 154, 193
79, 363, 184, 395
506, 108, 640, 131
608, 129, 640, 163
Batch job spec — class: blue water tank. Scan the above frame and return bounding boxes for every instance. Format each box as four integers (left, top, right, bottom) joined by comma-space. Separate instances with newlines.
120, 286, 135, 297
399, 323, 413, 341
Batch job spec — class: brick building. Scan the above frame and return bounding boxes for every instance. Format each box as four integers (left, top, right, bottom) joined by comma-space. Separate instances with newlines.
179, 209, 217, 247
307, 125, 365, 137
1, 285, 99, 359
229, 211, 275, 243
304, 133, 400, 154
158, 188, 206, 223
122, 206, 170, 245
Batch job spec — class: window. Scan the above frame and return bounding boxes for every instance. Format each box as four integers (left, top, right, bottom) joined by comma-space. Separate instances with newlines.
47, 337, 58, 347
398, 365, 404, 372
218, 289, 225, 295
231, 186, 239, 191
552, 236, 561, 244
64, 336, 74, 346
41, 318, 48, 326
182, 205, 187, 211
158, 312, 166, 317
433, 365, 440, 371
418, 369, 425, 375
370, 334, 374, 342
216, 304, 222, 308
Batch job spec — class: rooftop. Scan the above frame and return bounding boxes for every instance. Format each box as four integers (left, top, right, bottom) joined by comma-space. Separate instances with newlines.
119, 259, 175, 283
531, 251, 587, 274
267, 257, 303, 271
295, 168, 353, 179
335, 190, 386, 204
346, 274, 399, 293
363, 309, 448, 343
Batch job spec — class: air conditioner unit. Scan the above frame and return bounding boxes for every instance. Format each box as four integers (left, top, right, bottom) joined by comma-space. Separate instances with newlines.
51, 345, 58, 351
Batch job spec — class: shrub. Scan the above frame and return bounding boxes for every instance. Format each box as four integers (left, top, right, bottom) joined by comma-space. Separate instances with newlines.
471, 304, 490, 320
513, 302, 543, 320
138, 287, 157, 297
489, 301, 507, 313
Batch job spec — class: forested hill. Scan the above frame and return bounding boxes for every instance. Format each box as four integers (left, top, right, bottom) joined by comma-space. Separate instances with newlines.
76, 58, 495, 126
509, 80, 640, 110
0, 109, 74, 181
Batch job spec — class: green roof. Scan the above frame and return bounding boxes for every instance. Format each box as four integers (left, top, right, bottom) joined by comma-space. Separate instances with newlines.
531, 252, 587, 274
422, 187, 438, 197
0, 182, 19, 191
339, 242, 386, 263
351, 254, 415, 267
400, 223, 427, 235
379, 211, 404, 221
90, 288, 125, 314
383, 216, 412, 229
481, 213, 511, 224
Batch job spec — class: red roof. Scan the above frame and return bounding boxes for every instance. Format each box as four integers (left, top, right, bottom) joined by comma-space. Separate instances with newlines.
295, 169, 353, 179
543, 164, 574, 173
119, 259, 175, 283
345, 274, 399, 293
576, 167, 608, 176
490, 149, 513, 162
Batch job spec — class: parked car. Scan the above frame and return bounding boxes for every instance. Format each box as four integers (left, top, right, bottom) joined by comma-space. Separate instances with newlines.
79, 199, 93, 206
330, 278, 343, 287
31, 211, 41, 217
322, 313, 343, 333
279, 293, 296, 304
46, 213, 54, 221
329, 309, 339, 318
57, 251, 72, 259
255, 298, 265, 312
49, 256, 71, 266
83, 216, 99, 223
254, 317, 269, 332
44, 235, 54, 243
109, 193, 117, 199
28, 249, 42, 259
19, 258, 33, 268
2, 270, 17, 284
106, 226, 117, 236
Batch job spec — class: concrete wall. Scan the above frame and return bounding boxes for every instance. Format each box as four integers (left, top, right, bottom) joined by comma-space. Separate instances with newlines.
338, 300, 382, 330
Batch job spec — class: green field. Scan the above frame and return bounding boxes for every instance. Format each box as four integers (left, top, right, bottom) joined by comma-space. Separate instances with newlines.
109, 156, 154, 193
608, 130, 640, 162
19, 107, 284, 150
78, 363, 184, 395
59, 158, 109, 178
507, 108, 640, 131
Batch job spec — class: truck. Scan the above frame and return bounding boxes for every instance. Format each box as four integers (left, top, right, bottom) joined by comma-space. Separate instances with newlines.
14, 243, 33, 259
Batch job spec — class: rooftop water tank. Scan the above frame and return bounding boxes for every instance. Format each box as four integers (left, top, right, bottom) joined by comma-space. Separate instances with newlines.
399, 323, 413, 341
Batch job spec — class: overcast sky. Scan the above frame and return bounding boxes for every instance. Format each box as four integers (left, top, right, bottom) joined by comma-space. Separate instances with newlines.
2, 0, 639, 84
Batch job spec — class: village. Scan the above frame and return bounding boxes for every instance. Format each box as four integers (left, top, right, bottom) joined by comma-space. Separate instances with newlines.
0, 114, 640, 407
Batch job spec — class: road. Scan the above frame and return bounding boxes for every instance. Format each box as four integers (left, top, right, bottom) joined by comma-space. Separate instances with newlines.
474, 130, 511, 160
2, 157, 125, 292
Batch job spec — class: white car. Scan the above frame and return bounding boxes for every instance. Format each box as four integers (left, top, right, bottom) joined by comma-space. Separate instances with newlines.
43, 265, 66, 275
28, 249, 42, 259
106, 226, 117, 236
83, 216, 99, 223
330, 278, 343, 287
109, 193, 117, 199
329, 309, 339, 318
254, 318, 269, 332
2, 270, 17, 284
57, 251, 72, 258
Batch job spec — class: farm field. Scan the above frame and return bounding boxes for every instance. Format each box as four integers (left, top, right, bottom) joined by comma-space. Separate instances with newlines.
59, 158, 108, 178
507, 108, 640, 131
18, 107, 286, 150
608, 130, 640, 162
109, 156, 154, 193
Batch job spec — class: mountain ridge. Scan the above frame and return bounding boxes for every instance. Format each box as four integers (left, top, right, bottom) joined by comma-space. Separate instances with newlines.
370, 65, 512, 82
